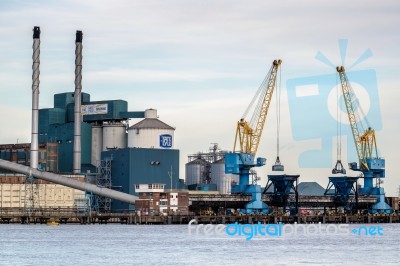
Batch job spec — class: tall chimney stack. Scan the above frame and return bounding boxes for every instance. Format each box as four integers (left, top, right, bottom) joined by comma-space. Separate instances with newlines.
73, 30, 83, 174
30, 26, 40, 169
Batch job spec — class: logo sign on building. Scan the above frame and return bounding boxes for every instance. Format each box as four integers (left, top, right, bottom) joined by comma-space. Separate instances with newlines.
81, 104, 108, 115
160, 134, 172, 148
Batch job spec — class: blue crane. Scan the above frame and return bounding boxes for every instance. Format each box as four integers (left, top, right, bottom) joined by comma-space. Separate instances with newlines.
225, 59, 281, 214
336, 66, 393, 214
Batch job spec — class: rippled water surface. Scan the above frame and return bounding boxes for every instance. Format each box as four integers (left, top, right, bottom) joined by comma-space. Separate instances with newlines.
0, 223, 399, 265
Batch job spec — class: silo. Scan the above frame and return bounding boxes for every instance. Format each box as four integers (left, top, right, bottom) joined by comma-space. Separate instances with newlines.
211, 158, 236, 194
185, 158, 208, 185
102, 122, 126, 151
128, 109, 175, 149
91, 125, 103, 165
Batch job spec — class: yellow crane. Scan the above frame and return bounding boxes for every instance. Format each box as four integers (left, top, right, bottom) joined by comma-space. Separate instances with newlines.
234, 59, 282, 155
225, 59, 281, 214
336, 66, 379, 171
336, 66, 392, 214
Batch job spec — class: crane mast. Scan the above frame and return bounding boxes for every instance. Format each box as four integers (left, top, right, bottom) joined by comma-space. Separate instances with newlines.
336, 66, 392, 214
225, 59, 281, 215
234, 59, 282, 155
336, 66, 379, 171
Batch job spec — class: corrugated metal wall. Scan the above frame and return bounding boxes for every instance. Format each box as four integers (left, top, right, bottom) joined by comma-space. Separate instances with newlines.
102, 148, 180, 212
44, 122, 92, 173
0, 183, 86, 208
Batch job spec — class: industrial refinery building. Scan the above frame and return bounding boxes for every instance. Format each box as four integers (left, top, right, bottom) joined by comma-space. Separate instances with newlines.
0, 91, 181, 212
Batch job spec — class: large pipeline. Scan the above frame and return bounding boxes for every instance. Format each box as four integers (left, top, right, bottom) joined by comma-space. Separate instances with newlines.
0, 159, 137, 204
73, 31, 83, 173
30, 26, 40, 169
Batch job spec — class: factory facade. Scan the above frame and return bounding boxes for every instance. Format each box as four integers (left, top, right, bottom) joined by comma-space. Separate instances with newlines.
0, 91, 182, 213
134, 184, 189, 215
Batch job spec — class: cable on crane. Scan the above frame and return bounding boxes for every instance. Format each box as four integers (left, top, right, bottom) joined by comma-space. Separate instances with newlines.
332, 73, 346, 174
272, 66, 284, 171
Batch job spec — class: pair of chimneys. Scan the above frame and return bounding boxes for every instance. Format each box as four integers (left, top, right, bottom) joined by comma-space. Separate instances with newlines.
30, 26, 83, 174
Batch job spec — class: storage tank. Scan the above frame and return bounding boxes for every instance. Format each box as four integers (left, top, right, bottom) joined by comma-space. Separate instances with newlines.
211, 158, 237, 194
91, 125, 103, 165
185, 158, 208, 185
102, 122, 126, 151
128, 109, 175, 149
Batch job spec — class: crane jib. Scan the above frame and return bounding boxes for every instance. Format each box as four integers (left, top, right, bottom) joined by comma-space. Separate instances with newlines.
234, 59, 282, 155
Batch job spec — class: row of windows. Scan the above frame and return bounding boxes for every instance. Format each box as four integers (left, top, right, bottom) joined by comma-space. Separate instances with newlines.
148, 184, 164, 189
135, 184, 165, 189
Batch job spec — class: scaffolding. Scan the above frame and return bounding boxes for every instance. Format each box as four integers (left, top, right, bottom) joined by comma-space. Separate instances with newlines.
187, 143, 227, 164
187, 143, 228, 185
24, 176, 40, 216
95, 157, 112, 213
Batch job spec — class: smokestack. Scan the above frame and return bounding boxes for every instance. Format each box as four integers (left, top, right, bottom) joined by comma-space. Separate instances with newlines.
30, 26, 40, 169
73, 30, 83, 174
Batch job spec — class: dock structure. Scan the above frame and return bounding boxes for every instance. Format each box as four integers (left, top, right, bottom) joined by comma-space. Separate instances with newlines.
188, 194, 381, 214
0, 209, 399, 225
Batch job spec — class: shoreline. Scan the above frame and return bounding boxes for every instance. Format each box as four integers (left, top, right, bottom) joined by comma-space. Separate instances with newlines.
1, 212, 399, 225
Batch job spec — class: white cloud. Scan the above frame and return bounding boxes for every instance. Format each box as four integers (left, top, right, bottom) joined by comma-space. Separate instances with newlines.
85, 68, 251, 83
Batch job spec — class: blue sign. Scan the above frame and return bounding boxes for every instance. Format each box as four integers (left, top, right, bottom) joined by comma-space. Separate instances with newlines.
159, 134, 172, 148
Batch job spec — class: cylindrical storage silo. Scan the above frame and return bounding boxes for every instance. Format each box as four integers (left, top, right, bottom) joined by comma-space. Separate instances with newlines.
128, 109, 175, 149
102, 123, 127, 151
185, 158, 208, 185
91, 125, 103, 166
144, 108, 157, 118
211, 158, 235, 194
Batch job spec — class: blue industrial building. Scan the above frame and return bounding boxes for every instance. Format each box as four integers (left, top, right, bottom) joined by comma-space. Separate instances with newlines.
102, 147, 181, 211
37, 92, 145, 173
1, 90, 183, 212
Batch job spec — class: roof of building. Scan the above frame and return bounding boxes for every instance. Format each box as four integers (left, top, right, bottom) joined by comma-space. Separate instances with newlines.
186, 158, 209, 165
129, 118, 174, 130
297, 182, 326, 196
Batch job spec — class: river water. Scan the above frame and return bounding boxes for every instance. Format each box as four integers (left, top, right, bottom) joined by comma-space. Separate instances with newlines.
0, 223, 398, 265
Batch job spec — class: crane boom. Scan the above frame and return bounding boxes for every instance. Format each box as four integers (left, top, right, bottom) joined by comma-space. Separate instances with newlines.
336, 66, 392, 214
337, 66, 379, 171
234, 59, 282, 155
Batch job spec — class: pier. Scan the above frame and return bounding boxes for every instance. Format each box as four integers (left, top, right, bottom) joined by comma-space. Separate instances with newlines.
0, 208, 399, 225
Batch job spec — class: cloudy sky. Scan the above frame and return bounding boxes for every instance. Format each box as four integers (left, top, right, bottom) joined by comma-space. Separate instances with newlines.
0, 0, 399, 196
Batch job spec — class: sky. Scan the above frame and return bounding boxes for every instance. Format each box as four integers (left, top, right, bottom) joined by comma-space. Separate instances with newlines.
0, 0, 399, 196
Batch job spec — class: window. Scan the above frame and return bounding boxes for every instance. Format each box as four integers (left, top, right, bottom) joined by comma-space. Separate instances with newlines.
170, 195, 173, 199
148, 184, 152, 189
135, 185, 139, 189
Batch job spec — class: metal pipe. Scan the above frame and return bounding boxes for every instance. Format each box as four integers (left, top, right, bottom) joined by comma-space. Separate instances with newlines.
30, 26, 40, 169
0, 159, 137, 204
73, 31, 83, 173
